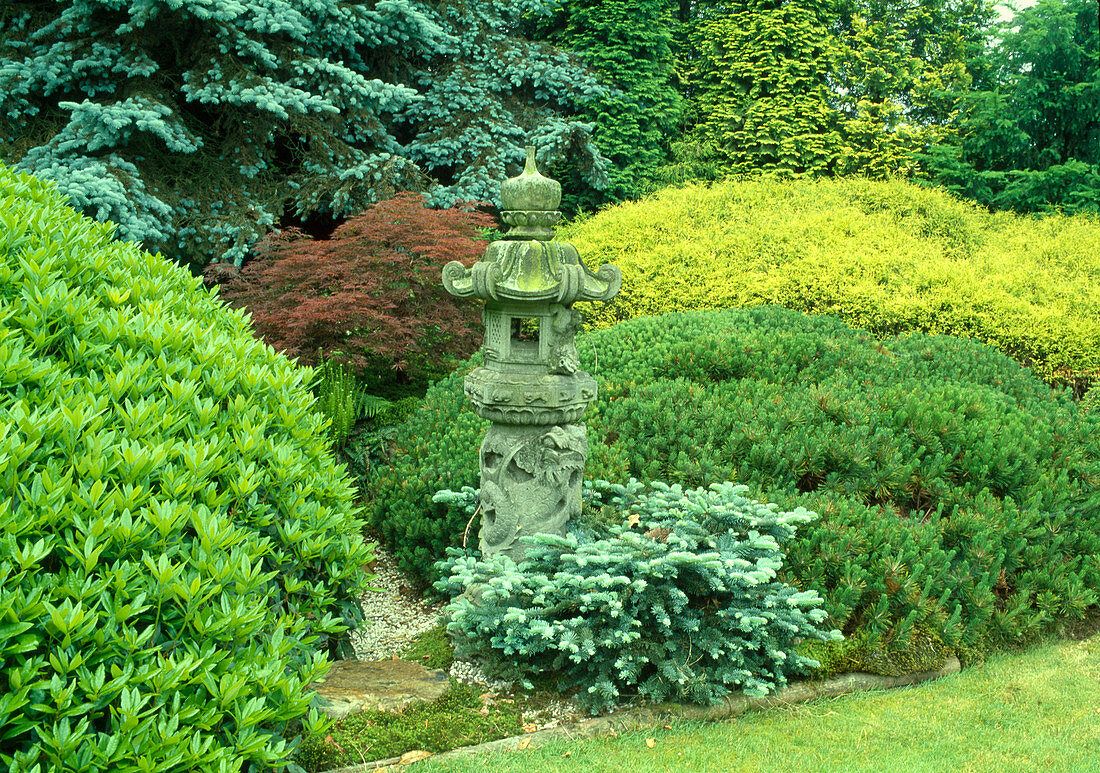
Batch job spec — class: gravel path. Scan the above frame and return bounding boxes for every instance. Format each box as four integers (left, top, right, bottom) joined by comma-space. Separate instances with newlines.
349, 544, 524, 692
349, 546, 445, 661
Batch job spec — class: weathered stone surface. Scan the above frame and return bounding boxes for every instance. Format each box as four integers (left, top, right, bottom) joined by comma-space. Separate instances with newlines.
310, 660, 449, 720
462, 368, 597, 426
441, 147, 619, 562
500, 147, 561, 230
478, 423, 587, 561
440, 148, 619, 307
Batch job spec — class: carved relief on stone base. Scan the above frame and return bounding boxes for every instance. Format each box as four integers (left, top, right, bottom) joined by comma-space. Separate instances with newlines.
464, 367, 597, 425
478, 422, 588, 563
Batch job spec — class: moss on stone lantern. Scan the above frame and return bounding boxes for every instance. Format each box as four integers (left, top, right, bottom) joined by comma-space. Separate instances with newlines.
442, 146, 621, 562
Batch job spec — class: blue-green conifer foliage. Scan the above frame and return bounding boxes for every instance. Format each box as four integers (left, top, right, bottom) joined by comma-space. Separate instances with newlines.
0, 0, 609, 267
436, 480, 840, 712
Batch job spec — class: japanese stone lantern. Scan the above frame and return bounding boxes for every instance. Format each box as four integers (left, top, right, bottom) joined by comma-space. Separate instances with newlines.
442, 147, 621, 563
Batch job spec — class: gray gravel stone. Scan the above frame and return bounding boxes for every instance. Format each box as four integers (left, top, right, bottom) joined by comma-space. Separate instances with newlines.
349, 546, 444, 661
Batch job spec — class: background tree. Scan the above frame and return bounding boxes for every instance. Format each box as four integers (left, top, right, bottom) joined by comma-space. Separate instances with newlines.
831, 0, 993, 125
661, 0, 994, 181
918, 0, 1100, 213
0, 0, 609, 269
686, 1, 843, 177
398, 0, 615, 210
526, 0, 683, 208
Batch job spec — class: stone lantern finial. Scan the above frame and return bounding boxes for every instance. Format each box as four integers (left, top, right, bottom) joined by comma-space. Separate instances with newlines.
440, 147, 621, 563
499, 147, 561, 241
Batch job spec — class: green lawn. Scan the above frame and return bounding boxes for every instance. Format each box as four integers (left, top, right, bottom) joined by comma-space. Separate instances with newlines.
416, 636, 1100, 773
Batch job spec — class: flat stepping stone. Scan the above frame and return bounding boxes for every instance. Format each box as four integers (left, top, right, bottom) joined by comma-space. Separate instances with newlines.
311, 659, 449, 720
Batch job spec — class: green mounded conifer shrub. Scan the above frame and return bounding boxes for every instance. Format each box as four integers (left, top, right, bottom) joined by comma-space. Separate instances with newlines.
0, 164, 374, 771
561, 177, 1100, 395
368, 306, 1100, 670
434, 480, 841, 712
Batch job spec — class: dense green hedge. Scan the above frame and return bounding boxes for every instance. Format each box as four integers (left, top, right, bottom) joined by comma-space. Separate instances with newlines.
367, 307, 1100, 665
563, 178, 1100, 395
0, 165, 374, 771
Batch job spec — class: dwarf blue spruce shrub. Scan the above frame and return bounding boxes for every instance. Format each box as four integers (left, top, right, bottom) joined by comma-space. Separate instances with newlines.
434, 480, 841, 712
0, 164, 374, 770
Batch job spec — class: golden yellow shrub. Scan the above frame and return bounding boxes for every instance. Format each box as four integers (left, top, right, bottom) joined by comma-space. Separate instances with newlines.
567, 177, 1100, 393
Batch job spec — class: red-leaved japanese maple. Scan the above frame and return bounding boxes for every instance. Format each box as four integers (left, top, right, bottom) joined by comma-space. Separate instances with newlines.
207, 193, 496, 395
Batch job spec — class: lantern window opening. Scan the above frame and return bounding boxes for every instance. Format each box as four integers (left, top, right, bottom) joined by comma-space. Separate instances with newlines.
512, 317, 540, 342
510, 316, 542, 361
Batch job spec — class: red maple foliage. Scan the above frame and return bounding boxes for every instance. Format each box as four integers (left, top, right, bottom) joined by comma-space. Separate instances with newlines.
206, 193, 496, 395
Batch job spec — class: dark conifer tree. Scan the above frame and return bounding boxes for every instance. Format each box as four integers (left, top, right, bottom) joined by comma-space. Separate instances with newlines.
918, 0, 1100, 213
527, 0, 683, 208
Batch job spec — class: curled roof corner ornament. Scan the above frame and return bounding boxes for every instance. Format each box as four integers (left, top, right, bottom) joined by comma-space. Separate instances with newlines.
442, 259, 501, 301
594, 261, 622, 300
440, 260, 471, 296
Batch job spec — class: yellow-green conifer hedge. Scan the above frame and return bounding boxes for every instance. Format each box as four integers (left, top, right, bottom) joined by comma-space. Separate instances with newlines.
567, 178, 1100, 394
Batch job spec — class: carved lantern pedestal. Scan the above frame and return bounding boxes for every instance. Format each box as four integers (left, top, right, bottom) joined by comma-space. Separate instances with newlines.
442, 147, 620, 563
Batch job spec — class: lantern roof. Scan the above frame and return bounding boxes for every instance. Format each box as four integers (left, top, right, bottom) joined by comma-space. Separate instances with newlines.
442, 146, 620, 305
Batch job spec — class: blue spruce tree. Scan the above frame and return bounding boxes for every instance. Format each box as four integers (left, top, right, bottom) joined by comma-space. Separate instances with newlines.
0, 0, 610, 267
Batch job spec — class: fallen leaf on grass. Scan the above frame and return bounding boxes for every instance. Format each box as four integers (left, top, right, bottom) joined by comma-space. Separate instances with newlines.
563, 751, 572, 757
517, 737, 532, 751
398, 750, 433, 764
522, 723, 539, 733
645, 738, 656, 748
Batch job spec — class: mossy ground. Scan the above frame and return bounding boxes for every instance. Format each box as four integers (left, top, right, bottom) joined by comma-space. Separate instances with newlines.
400, 623, 455, 670
295, 616, 1048, 771
297, 607, 975, 770
296, 680, 524, 771
296, 670, 577, 772
798, 627, 954, 679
